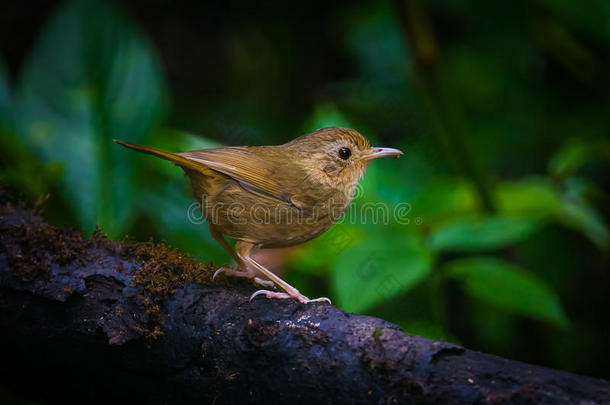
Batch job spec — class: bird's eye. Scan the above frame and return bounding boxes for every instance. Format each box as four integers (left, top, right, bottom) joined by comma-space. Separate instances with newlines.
338, 147, 351, 160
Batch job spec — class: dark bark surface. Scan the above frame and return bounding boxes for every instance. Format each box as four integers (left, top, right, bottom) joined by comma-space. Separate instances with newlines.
0, 202, 609, 405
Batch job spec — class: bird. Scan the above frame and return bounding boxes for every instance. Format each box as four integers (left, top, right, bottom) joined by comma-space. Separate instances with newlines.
114, 127, 403, 303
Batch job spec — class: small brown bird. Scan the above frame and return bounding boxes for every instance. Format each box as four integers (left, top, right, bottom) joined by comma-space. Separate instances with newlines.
114, 127, 402, 303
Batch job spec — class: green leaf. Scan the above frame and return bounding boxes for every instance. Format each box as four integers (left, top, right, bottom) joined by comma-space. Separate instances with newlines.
17, 0, 167, 236
496, 179, 563, 220
0, 54, 65, 198
560, 178, 609, 250
411, 178, 477, 226
549, 138, 610, 178
444, 257, 569, 327
496, 178, 609, 249
428, 216, 541, 252
331, 234, 432, 313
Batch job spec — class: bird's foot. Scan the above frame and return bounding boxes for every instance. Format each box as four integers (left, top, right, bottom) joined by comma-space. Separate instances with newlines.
213, 267, 275, 288
249, 289, 331, 304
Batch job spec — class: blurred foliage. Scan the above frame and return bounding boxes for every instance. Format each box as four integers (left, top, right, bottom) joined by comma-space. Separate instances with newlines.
1, 0, 609, 379
444, 256, 569, 327
17, 0, 167, 236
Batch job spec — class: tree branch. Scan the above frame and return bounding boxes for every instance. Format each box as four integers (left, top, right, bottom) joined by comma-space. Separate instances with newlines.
0, 202, 608, 404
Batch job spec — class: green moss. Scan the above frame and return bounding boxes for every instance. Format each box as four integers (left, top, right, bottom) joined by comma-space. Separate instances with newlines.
0, 200, 217, 343
0, 203, 94, 281
122, 238, 216, 341
127, 238, 215, 296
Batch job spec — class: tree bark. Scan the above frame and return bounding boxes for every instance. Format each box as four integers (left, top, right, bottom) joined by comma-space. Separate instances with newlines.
0, 202, 609, 405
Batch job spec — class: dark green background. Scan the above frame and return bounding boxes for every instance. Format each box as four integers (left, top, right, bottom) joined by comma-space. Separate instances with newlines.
1, 0, 609, 381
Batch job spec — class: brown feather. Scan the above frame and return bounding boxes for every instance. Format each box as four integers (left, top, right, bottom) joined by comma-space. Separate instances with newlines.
179, 146, 296, 204
113, 127, 400, 248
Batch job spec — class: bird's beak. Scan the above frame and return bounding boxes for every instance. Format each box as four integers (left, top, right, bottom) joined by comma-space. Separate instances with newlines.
362, 147, 404, 161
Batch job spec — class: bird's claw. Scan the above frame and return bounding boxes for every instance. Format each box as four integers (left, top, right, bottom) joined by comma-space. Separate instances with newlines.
212, 267, 227, 280
253, 277, 275, 288
307, 296, 332, 304
249, 289, 331, 304
212, 267, 275, 288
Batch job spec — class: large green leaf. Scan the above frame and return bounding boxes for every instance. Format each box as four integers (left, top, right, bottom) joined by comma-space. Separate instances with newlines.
496, 178, 609, 250
331, 234, 432, 313
0, 54, 64, 198
444, 257, 569, 327
17, 0, 167, 236
428, 216, 541, 252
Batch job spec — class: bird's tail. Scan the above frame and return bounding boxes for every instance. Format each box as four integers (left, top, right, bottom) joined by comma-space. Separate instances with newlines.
113, 139, 205, 173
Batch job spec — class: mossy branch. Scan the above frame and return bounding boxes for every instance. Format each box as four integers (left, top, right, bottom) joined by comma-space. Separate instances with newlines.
0, 202, 609, 404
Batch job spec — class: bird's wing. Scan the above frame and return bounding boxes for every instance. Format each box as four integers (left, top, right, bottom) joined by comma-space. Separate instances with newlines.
179, 147, 295, 204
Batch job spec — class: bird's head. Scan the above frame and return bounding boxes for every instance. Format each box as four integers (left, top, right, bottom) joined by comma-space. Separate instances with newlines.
284, 127, 403, 198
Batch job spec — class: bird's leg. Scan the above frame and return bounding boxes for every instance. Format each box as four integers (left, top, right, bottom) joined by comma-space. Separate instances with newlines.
209, 225, 274, 287
235, 241, 331, 304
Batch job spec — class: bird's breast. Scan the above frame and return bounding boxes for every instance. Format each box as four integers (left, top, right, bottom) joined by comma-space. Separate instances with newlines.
186, 168, 352, 248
